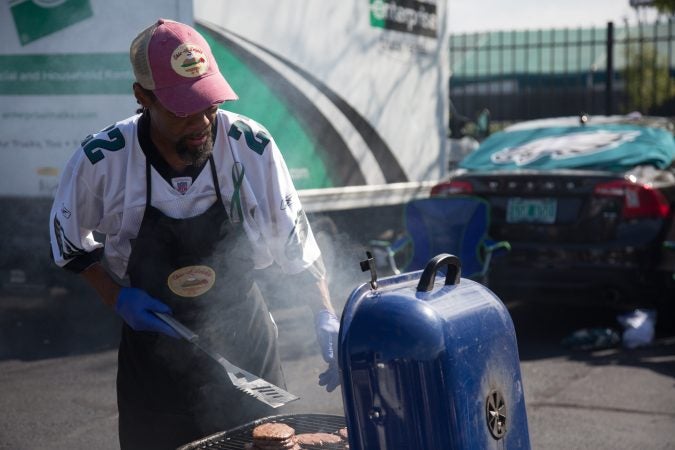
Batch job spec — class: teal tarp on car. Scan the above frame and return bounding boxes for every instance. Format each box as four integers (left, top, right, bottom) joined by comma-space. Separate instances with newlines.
459, 124, 675, 172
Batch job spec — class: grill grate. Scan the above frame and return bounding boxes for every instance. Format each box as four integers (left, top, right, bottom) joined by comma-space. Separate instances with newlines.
178, 413, 347, 450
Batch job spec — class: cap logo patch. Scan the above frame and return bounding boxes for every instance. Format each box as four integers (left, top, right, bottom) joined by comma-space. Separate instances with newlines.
170, 43, 209, 78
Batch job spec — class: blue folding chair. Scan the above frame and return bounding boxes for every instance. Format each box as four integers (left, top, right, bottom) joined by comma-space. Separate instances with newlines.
370, 197, 510, 284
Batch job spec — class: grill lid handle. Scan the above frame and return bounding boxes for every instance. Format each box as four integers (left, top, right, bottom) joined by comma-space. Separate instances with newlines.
416, 253, 461, 292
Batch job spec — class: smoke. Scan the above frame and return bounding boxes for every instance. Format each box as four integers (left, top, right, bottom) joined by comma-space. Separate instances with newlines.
149, 205, 405, 431
262, 214, 370, 417
258, 208, 404, 417
194, 207, 404, 424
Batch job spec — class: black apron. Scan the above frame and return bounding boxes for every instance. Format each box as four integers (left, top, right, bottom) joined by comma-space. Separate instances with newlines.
117, 156, 285, 450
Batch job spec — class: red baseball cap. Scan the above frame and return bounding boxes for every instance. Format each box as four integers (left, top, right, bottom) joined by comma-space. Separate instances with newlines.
130, 19, 238, 116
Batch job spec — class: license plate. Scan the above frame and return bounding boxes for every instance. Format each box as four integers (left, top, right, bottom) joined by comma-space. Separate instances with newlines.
506, 198, 557, 224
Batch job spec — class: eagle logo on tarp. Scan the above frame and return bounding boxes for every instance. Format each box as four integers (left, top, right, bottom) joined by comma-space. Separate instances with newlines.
490, 129, 642, 166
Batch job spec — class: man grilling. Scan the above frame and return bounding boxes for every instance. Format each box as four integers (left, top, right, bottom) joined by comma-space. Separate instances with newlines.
48, 18, 340, 449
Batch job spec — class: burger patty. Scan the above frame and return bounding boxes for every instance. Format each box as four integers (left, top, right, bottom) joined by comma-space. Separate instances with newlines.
250, 423, 299, 450
252, 423, 296, 440
295, 432, 344, 446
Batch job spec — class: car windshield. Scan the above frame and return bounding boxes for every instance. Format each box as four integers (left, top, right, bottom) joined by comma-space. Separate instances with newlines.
459, 123, 675, 172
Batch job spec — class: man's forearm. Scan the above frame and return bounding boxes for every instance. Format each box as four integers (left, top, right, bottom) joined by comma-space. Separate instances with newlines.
80, 262, 122, 308
301, 256, 335, 315
313, 277, 335, 315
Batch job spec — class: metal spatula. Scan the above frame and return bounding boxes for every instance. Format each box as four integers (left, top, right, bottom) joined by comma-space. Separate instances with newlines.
154, 312, 299, 408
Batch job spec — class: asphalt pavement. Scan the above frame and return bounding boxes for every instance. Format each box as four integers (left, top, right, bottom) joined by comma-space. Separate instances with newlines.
0, 282, 674, 450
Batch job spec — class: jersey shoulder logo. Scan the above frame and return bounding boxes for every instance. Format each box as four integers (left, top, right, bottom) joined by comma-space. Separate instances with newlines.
284, 209, 310, 260
53, 217, 87, 260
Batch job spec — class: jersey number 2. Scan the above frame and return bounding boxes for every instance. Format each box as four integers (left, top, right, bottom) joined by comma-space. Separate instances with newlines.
228, 120, 270, 155
82, 125, 125, 164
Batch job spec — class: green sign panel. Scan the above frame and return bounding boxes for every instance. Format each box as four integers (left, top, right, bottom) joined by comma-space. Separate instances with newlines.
10, 0, 93, 45
369, 0, 438, 38
0, 53, 133, 94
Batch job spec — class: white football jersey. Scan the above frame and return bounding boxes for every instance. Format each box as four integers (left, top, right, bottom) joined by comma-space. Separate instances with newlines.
49, 109, 321, 280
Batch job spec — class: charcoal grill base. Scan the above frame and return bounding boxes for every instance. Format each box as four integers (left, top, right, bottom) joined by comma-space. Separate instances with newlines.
178, 413, 346, 450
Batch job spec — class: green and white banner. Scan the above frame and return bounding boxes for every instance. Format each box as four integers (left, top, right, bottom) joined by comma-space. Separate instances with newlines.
195, 0, 449, 189
0, 53, 132, 95
0, 0, 191, 197
1, 0, 449, 197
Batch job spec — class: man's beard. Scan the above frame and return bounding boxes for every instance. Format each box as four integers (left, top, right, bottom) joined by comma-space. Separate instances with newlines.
175, 130, 214, 166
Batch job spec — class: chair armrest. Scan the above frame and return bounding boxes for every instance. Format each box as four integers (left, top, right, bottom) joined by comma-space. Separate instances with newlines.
484, 239, 511, 255
476, 239, 511, 281
368, 236, 412, 275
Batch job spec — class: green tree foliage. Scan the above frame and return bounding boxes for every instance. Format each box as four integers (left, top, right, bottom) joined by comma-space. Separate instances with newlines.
624, 43, 675, 113
652, 0, 675, 14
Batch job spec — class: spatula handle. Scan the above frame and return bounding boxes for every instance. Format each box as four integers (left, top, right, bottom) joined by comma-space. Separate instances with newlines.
154, 312, 198, 342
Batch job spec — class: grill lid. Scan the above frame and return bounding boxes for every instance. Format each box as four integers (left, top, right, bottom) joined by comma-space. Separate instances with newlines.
178, 413, 346, 450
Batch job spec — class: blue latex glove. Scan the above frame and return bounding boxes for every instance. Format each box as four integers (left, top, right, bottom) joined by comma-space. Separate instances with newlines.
314, 309, 340, 392
318, 361, 340, 393
115, 287, 180, 339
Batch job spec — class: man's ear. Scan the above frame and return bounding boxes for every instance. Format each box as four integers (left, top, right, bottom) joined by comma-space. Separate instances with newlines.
132, 82, 154, 108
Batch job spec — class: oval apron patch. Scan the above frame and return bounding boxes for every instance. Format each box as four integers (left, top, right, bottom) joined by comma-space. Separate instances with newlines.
167, 265, 216, 298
